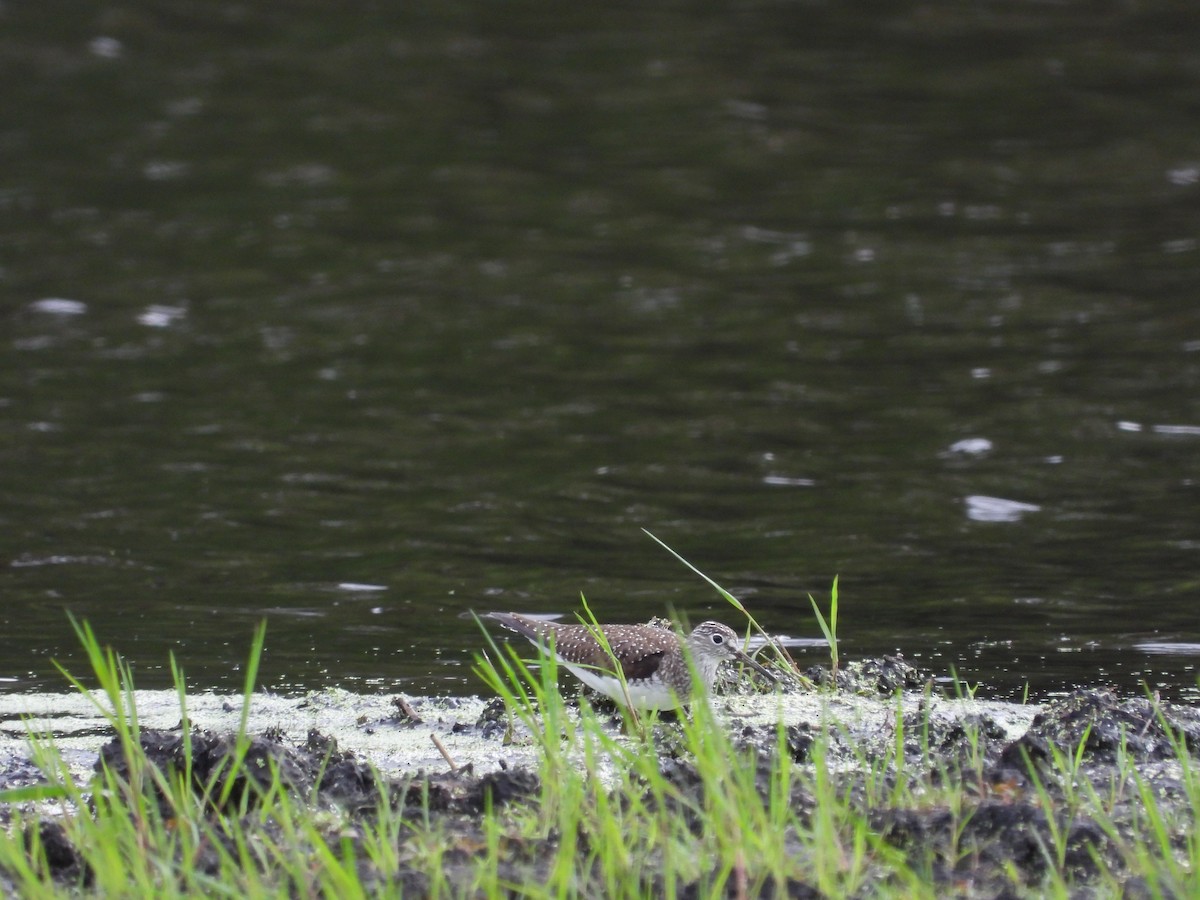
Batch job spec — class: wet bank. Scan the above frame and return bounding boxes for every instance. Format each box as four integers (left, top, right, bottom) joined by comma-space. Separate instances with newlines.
0, 660, 1036, 792
3, 663, 1199, 895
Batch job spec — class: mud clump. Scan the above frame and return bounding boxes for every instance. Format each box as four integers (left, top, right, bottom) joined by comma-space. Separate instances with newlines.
875, 800, 1108, 889
805, 654, 928, 694
872, 688, 1200, 894
95, 728, 383, 814
25, 727, 540, 889
1005, 688, 1200, 766
397, 765, 540, 815
21, 822, 90, 888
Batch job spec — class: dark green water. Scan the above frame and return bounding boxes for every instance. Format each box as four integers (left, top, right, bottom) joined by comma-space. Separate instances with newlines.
3, 1, 1199, 700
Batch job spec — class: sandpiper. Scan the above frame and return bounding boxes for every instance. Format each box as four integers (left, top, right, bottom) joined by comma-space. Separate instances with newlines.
485, 612, 774, 711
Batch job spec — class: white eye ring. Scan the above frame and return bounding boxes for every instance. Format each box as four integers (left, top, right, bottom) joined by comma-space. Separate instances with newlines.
712, 633, 725, 645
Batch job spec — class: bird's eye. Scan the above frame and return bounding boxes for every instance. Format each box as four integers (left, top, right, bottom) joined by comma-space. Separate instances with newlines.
712, 633, 725, 645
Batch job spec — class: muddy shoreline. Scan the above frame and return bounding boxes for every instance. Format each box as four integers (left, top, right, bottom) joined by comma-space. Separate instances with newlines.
2, 661, 1198, 895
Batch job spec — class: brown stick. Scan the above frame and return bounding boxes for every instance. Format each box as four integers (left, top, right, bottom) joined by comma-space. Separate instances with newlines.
431, 733, 458, 774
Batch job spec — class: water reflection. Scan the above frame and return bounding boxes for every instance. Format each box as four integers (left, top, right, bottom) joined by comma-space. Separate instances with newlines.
964, 496, 1041, 524
1135, 643, 1200, 657
30, 299, 88, 317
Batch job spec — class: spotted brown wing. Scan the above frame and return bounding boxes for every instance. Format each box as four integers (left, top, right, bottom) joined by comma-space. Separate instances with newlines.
488, 614, 676, 682
583, 624, 676, 682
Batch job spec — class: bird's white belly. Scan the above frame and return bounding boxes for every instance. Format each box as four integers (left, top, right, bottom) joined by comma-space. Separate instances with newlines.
562, 663, 683, 711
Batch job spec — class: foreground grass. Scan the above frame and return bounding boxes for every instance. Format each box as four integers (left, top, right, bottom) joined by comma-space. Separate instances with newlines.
1, 609, 1198, 896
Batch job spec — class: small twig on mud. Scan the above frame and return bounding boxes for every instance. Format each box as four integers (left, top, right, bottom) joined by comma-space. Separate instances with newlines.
431, 733, 458, 774
393, 695, 423, 723
1139, 691, 1160, 737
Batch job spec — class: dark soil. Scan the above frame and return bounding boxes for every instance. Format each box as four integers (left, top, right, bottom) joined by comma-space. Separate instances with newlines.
5, 667, 1199, 897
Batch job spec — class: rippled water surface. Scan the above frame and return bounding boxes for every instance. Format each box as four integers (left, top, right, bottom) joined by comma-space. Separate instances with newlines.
2, 2, 1199, 700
